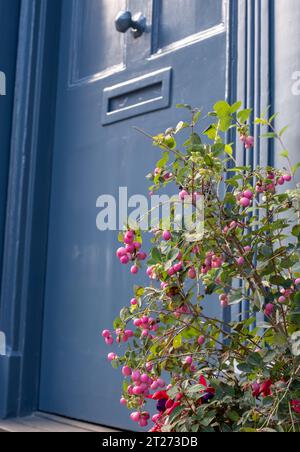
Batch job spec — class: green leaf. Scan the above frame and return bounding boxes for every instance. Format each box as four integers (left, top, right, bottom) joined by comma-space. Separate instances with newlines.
157, 151, 169, 168
261, 132, 276, 139
214, 100, 231, 117
292, 162, 300, 175
176, 103, 192, 110
279, 125, 289, 137
237, 108, 252, 123
151, 247, 161, 263
230, 101, 242, 114
113, 317, 122, 329
292, 225, 300, 238
224, 144, 233, 157
203, 124, 217, 140
227, 410, 240, 422
280, 150, 289, 158
173, 334, 182, 349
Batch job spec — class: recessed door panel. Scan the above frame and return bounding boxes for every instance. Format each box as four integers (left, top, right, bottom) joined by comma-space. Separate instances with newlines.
156, 0, 224, 50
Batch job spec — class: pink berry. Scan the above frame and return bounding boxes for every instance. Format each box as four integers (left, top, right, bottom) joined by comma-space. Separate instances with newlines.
277, 177, 285, 186
245, 136, 254, 149
116, 247, 127, 258
125, 329, 134, 338
243, 190, 254, 200
130, 412, 141, 423
105, 337, 114, 346
264, 303, 274, 317
133, 242, 141, 250
102, 330, 111, 338
157, 378, 166, 388
174, 262, 183, 273
162, 230, 172, 241
125, 244, 135, 254
295, 278, 300, 286
150, 381, 159, 390
188, 267, 197, 279
130, 298, 138, 306
124, 235, 134, 245
185, 356, 193, 365
120, 255, 129, 265
278, 296, 287, 304
133, 386, 144, 395
131, 265, 139, 274
141, 374, 149, 384
244, 246, 252, 253
146, 362, 153, 372
139, 419, 148, 428
239, 197, 251, 208
221, 299, 229, 308
107, 353, 117, 362
179, 190, 189, 200
283, 174, 292, 182
133, 318, 141, 327
120, 397, 127, 406
168, 267, 176, 277
137, 252, 147, 261
198, 336, 205, 346
219, 294, 228, 302
236, 257, 245, 266
122, 366, 132, 377
146, 267, 153, 276
132, 370, 141, 381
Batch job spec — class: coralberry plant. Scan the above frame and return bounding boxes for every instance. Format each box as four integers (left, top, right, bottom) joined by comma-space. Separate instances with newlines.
103, 102, 300, 432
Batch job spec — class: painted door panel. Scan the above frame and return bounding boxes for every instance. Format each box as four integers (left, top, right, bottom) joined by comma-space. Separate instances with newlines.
39, 0, 228, 429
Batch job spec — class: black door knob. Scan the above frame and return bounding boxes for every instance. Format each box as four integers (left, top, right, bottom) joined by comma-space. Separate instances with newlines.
115, 11, 146, 38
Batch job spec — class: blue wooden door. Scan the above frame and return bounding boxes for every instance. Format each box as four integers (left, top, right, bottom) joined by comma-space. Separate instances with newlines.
39, 0, 228, 429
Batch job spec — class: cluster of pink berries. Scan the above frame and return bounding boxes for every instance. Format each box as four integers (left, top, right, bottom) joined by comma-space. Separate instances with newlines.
179, 190, 202, 203
240, 135, 254, 150
130, 411, 150, 428
256, 172, 292, 194
167, 260, 183, 277
201, 252, 224, 274
102, 328, 134, 346
236, 189, 254, 208
278, 287, 295, 304
116, 230, 147, 275
264, 278, 300, 316
174, 304, 191, 318
133, 316, 159, 338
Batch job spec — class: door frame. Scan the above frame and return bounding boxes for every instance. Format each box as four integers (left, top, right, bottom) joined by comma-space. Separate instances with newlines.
0, 0, 62, 419
0, 0, 244, 420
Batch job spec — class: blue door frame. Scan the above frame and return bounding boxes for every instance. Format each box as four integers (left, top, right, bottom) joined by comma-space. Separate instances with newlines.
0, 0, 299, 421
0, 0, 62, 418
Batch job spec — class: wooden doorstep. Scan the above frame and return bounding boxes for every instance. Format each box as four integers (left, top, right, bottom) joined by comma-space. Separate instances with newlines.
0, 412, 119, 433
